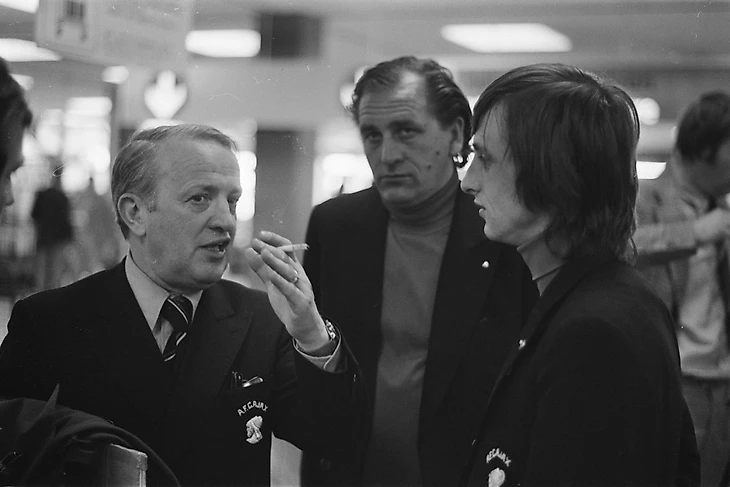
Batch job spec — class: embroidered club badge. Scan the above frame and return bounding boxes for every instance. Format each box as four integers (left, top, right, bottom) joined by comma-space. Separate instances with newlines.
488, 467, 506, 487
246, 415, 264, 444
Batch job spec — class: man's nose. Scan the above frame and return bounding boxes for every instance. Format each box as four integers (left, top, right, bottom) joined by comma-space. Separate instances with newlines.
380, 135, 403, 165
210, 198, 237, 233
460, 163, 478, 195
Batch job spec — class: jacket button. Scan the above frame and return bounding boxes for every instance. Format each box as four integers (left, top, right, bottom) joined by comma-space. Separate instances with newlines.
319, 457, 332, 471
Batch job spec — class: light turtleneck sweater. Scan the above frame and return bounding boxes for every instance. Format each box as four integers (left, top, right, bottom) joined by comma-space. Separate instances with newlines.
362, 173, 458, 487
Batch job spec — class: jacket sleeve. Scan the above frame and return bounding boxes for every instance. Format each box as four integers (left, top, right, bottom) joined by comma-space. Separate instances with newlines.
634, 182, 697, 267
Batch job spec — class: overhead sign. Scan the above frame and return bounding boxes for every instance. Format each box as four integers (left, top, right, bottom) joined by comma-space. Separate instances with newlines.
144, 70, 188, 119
35, 0, 194, 70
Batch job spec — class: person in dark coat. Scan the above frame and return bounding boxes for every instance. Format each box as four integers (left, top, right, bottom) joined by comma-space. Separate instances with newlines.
299, 56, 536, 487
0, 123, 357, 487
458, 63, 700, 487
31, 173, 76, 290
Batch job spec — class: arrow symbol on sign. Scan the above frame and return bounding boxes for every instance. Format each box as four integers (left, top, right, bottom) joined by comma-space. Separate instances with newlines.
144, 70, 188, 120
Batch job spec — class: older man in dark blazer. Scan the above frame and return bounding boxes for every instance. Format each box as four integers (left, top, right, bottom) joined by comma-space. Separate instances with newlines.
300, 56, 535, 487
0, 124, 355, 487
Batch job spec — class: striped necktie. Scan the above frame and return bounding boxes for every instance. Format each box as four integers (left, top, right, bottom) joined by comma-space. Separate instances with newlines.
161, 294, 193, 371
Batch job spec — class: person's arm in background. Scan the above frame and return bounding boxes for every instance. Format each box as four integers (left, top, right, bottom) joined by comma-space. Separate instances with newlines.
634, 179, 730, 267
633, 182, 698, 267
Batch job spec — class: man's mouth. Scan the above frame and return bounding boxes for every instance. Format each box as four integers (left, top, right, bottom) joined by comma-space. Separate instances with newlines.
202, 239, 230, 253
378, 174, 408, 183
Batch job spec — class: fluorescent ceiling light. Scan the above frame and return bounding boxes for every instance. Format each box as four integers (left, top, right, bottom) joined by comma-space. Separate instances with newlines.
636, 161, 666, 180
0, 38, 61, 61
0, 0, 38, 13
186, 29, 261, 58
102, 65, 129, 84
441, 23, 572, 53
634, 97, 661, 126
66, 97, 113, 116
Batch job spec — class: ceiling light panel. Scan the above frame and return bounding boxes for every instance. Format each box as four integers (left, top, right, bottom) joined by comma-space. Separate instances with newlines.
0, 38, 61, 61
0, 0, 38, 13
441, 23, 572, 53
186, 29, 261, 58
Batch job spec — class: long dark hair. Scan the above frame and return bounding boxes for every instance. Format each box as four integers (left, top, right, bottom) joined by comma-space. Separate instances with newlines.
472, 63, 640, 261
0, 57, 33, 175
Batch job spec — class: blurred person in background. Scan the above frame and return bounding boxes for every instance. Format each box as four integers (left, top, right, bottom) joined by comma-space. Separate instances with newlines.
75, 175, 125, 276
458, 63, 698, 486
0, 56, 32, 217
0, 123, 357, 486
300, 55, 536, 487
31, 169, 77, 290
635, 91, 730, 487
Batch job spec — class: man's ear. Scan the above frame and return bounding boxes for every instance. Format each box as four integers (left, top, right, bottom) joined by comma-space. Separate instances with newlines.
449, 116, 466, 158
117, 193, 148, 237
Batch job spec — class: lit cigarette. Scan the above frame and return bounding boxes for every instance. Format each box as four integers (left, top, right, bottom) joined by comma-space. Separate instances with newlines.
277, 243, 309, 252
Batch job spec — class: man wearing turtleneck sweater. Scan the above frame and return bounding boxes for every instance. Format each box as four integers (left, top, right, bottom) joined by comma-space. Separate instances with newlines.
635, 91, 730, 487
300, 56, 535, 487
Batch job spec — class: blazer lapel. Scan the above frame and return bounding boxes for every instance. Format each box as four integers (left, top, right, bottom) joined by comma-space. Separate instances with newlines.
487, 253, 614, 400
157, 281, 253, 460
419, 191, 497, 429
342, 188, 390, 396
93, 262, 172, 425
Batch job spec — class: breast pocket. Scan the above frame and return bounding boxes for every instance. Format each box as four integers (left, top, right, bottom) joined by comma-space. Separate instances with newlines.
216, 377, 272, 445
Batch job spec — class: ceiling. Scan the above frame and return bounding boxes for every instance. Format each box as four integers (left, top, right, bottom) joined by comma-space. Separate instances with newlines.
194, 0, 730, 69
1, 0, 728, 72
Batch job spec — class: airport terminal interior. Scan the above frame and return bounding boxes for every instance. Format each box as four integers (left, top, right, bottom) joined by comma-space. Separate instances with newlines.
0, 0, 729, 484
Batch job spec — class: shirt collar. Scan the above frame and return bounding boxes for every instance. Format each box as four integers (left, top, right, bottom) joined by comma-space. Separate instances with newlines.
124, 250, 202, 332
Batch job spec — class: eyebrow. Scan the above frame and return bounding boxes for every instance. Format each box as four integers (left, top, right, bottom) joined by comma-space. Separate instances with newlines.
185, 183, 241, 196
388, 118, 417, 128
360, 118, 418, 132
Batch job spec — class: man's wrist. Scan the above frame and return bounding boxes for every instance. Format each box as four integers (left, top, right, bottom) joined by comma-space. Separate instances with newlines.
295, 318, 339, 356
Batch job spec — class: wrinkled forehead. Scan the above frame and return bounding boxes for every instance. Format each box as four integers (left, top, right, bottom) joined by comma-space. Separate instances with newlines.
358, 72, 430, 120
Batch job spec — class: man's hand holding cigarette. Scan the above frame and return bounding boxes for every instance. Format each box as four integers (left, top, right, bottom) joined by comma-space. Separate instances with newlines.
276, 243, 309, 253
244, 231, 329, 352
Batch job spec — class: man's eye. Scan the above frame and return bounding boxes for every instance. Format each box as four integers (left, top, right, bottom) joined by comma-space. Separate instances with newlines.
362, 132, 381, 143
190, 194, 209, 203
467, 146, 491, 167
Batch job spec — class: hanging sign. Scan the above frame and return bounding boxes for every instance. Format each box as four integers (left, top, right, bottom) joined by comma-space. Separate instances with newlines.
35, 0, 194, 70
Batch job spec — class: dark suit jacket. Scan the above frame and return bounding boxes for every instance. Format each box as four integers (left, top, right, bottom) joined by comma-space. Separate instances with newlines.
0, 262, 355, 487
459, 254, 700, 487
300, 186, 535, 486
